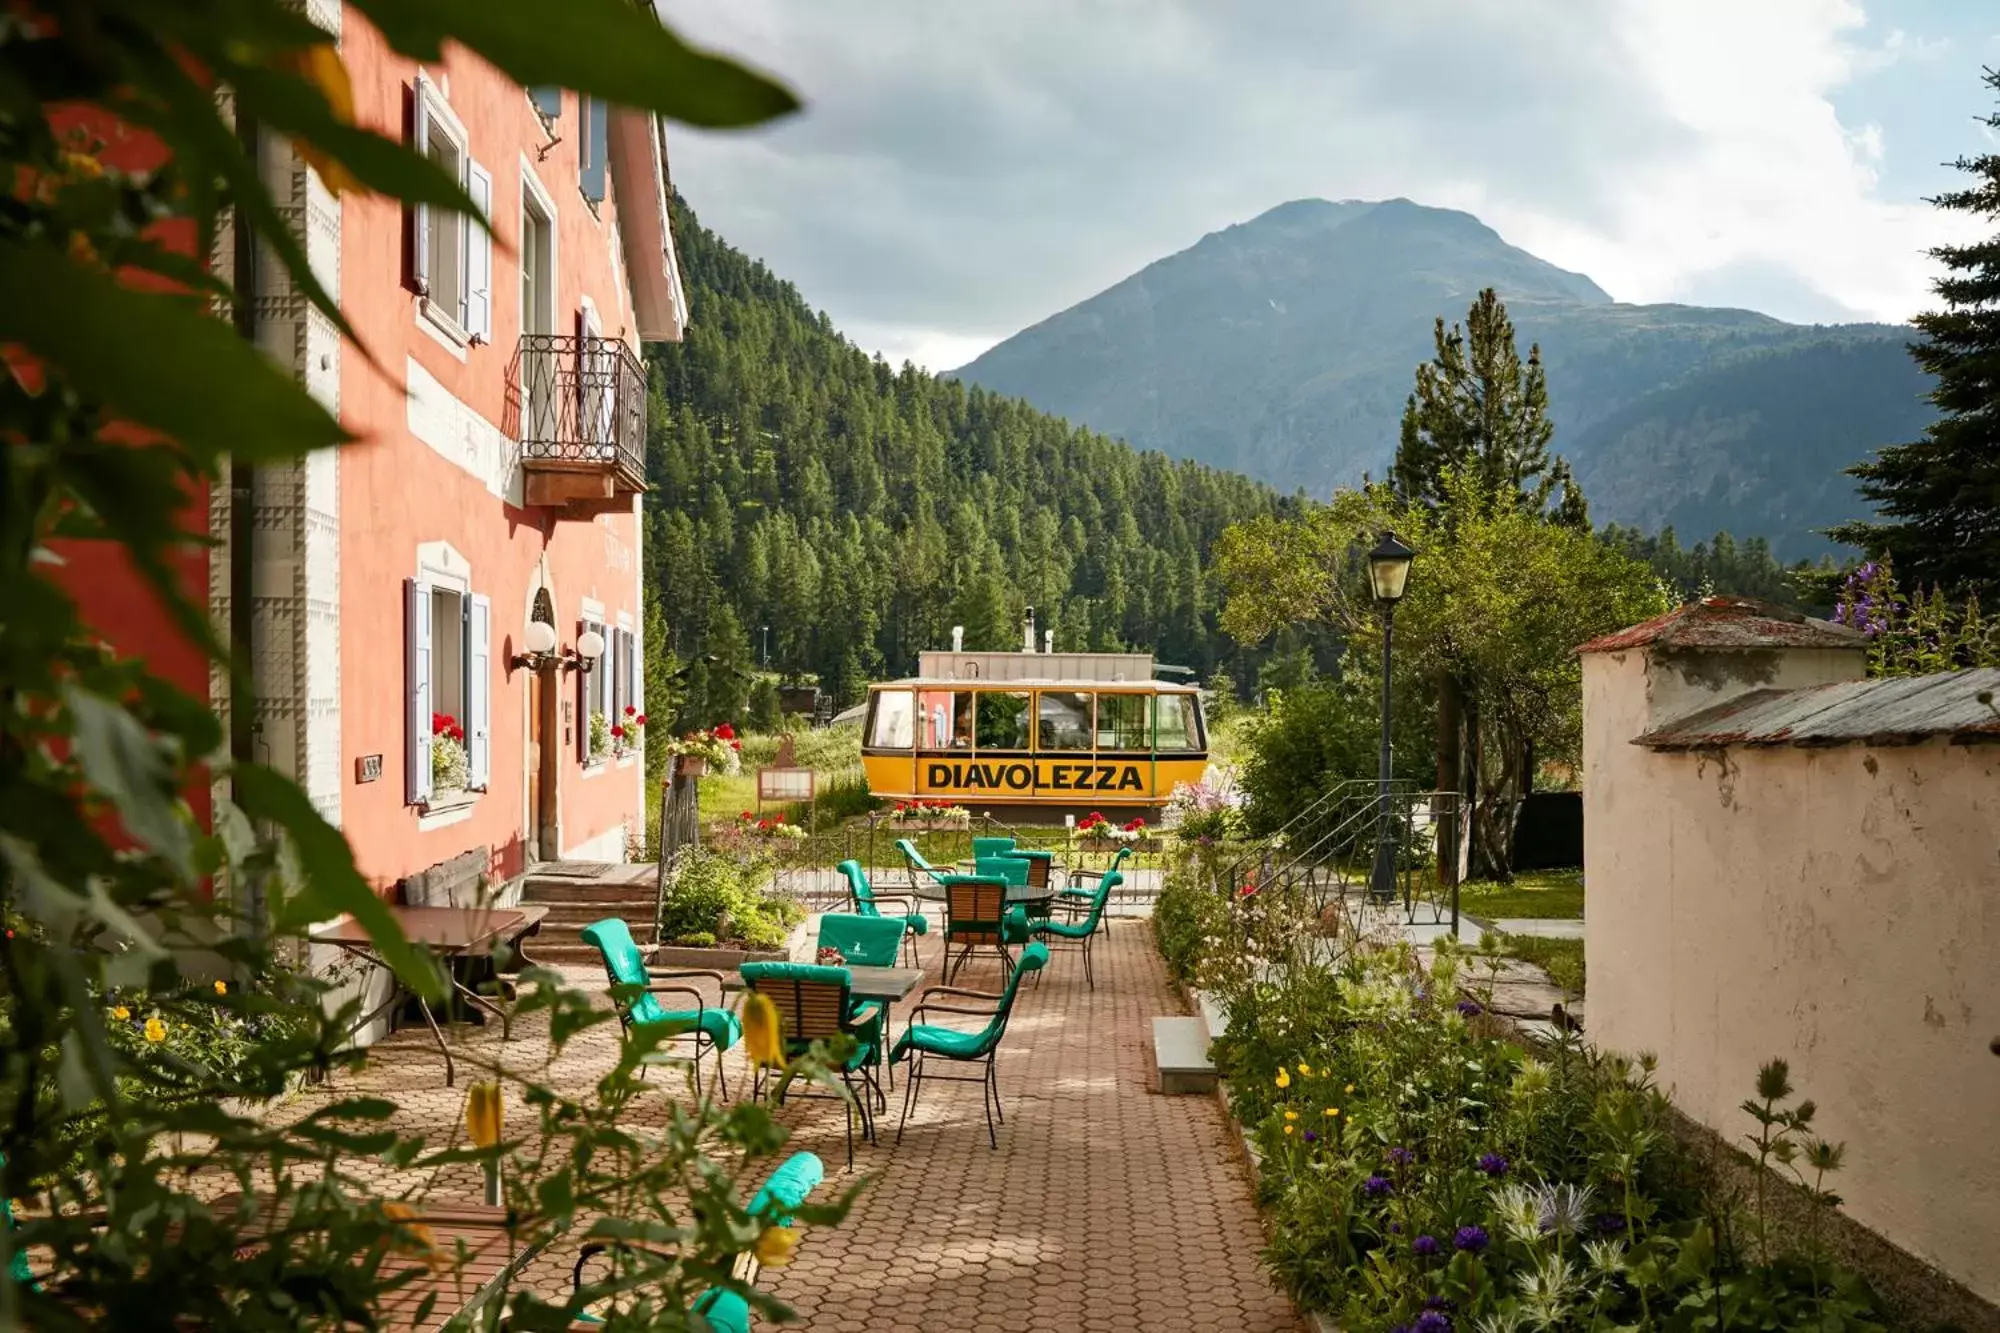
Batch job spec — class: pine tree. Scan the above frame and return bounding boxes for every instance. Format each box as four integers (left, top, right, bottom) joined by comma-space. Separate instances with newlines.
1831, 69, 2000, 597
1392, 287, 1583, 517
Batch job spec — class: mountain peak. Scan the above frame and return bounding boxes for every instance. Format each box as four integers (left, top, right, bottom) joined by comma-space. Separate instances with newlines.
950, 199, 1924, 556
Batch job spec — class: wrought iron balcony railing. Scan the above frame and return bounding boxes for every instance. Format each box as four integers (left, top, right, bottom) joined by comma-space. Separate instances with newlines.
513, 333, 646, 490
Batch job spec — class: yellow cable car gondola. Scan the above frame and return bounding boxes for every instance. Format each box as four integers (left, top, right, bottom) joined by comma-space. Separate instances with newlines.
860, 643, 1208, 819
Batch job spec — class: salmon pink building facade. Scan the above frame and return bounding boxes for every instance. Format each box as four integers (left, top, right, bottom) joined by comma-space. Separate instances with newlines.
69, 1, 682, 908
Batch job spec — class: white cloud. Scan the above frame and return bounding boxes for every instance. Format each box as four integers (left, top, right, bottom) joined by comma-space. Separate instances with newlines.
658, 0, 1986, 361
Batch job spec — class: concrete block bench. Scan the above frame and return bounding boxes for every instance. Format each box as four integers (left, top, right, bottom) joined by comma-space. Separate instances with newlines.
1153, 1016, 1217, 1095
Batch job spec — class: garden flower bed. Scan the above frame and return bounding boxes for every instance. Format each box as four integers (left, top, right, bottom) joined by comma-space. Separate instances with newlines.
1154, 866, 1894, 1333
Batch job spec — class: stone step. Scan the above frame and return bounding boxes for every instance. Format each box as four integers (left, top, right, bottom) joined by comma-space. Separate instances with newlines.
533, 900, 655, 928
527, 940, 632, 967
521, 878, 658, 904
1153, 1016, 1218, 1095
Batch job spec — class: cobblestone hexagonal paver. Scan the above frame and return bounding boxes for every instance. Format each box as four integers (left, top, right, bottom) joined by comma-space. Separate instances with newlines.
284, 916, 1301, 1332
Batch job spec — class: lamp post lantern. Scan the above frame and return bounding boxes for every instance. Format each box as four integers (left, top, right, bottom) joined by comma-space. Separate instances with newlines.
760, 624, 770, 668
1366, 531, 1415, 904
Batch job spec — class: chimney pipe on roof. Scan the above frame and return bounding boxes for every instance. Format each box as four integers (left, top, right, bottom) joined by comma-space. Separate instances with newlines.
1022, 605, 1036, 654
1044, 629, 1054, 654
951, 625, 964, 652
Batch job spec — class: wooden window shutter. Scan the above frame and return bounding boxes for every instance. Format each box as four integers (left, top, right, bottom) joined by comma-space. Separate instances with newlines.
467, 594, 491, 790
406, 579, 433, 805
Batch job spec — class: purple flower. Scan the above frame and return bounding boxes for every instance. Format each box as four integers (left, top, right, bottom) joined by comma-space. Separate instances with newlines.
1423, 1296, 1455, 1312
1477, 1153, 1509, 1177
1302, 1130, 1318, 1143
1387, 1220, 1403, 1234
1412, 1234, 1440, 1257
1595, 1213, 1627, 1235
1453, 1225, 1489, 1254
1362, 1174, 1394, 1199
1414, 1314, 1452, 1333
1456, 998, 1483, 1017
1387, 1146, 1416, 1167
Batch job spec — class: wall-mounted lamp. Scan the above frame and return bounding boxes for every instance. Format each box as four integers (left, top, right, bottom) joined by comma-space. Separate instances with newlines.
568, 628, 605, 676
510, 620, 560, 672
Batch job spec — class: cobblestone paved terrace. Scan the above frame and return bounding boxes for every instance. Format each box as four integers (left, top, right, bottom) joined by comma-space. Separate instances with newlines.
293, 917, 1302, 1332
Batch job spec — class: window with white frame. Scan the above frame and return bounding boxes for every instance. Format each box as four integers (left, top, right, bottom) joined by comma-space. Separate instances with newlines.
610, 622, 640, 756
579, 613, 609, 765
409, 74, 493, 344
406, 553, 491, 807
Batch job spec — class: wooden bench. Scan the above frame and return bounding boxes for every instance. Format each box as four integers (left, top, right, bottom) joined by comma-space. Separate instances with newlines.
1153, 1016, 1217, 1095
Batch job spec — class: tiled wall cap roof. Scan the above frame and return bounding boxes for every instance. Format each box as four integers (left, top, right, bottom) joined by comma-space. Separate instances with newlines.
1576, 596, 1866, 656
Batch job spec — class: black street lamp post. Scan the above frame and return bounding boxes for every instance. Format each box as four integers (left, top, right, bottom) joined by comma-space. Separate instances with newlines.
1366, 532, 1416, 904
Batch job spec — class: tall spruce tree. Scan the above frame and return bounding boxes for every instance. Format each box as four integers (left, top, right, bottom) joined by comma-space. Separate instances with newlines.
1392, 287, 1584, 520
1830, 69, 2000, 597
1388, 288, 1590, 879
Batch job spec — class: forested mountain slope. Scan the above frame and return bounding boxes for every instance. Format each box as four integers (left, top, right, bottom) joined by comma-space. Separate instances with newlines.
645, 197, 1292, 710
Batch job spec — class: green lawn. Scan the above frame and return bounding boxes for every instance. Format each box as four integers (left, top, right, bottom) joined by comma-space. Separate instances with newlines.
1499, 933, 1585, 996
1457, 868, 1583, 920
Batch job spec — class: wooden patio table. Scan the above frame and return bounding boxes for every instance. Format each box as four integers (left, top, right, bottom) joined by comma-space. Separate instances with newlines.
310, 904, 548, 1086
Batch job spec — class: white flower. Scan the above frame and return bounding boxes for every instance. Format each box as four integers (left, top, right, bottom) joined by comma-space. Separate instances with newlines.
1535, 1182, 1595, 1239
1516, 1252, 1579, 1329
1473, 1311, 1528, 1333
1493, 1182, 1542, 1246
1584, 1238, 1626, 1277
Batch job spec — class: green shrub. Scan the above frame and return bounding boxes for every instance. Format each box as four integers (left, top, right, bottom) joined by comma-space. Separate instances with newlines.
1152, 853, 1231, 985
1238, 677, 1428, 836
657, 848, 799, 950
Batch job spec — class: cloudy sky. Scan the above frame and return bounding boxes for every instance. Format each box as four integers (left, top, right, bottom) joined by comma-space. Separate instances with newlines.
656, 0, 2000, 372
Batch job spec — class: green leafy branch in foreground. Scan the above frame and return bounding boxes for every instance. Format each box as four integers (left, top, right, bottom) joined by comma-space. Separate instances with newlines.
0, 2, 818, 1327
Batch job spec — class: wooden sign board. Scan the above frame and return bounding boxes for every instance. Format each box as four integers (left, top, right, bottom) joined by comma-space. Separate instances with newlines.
757, 767, 814, 804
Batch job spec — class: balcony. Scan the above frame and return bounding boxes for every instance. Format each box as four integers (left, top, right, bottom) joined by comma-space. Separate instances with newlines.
512, 333, 647, 515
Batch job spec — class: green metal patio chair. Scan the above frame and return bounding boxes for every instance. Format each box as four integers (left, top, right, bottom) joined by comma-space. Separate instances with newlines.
1035, 869, 1120, 989
739, 962, 884, 1169
836, 858, 927, 967
937, 876, 1031, 984
1057, 843, 1131, 936
579, 918, 739, 1102
567, 1149, 826, 1332
891, 941, 1049, 1148
970, 835, 1017, 860
816, 911, 906, 968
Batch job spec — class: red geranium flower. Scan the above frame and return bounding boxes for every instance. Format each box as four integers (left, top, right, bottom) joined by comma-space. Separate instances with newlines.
635, 714, 647, 726
609, 724, 625, 739
624, 704, 636, 716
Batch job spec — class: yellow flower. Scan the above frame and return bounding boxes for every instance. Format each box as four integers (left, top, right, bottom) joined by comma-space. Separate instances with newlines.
285, 44, 359, 195
754, 1224, 800, 1268
111, 1005, 131, 1022
742, 991, 785, 1069
213, 979, 228, 996
143, 1017, 166, 1043
1282, 1124, 1294, 1135
1284, 1110, 1298, 1121
1274, 1068, 1290, 1090
1297, 1061, 1312, 1077
1324, 1107, 1339, 1117
466, 1081, 503, 1149
1344, 1083, 1355, 1094
381, 1202, 444, 1269
67, 232, 99, 266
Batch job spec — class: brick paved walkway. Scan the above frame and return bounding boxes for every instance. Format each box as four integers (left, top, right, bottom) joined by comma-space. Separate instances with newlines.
288, 917, 1301, 1332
